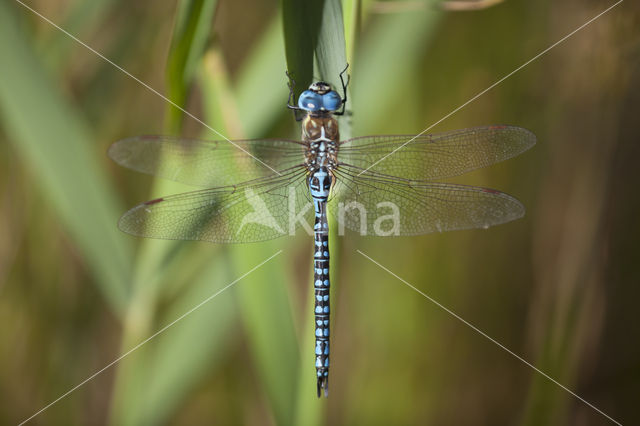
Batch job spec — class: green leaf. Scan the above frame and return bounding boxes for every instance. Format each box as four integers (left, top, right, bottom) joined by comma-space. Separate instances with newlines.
42, 0, 119, 71
199, 34, 300, 424
352, 3, 444, 134
109, 251, 237, 425
109, 2, 236, 424
314, 0, 348, 86
235, 14, 288, 136
165, 0, 219, 132
231, 243, 299, 425
282, 0, 324, 97
315, 0, 351, 140
342, 0, 362, 64
0, 2, 132, 314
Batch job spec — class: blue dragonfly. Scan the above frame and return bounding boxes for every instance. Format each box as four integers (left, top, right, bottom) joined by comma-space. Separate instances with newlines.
108, 69, 535, 397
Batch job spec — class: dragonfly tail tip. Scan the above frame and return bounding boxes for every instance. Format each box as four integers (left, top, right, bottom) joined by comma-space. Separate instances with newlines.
317, 377, 329, 398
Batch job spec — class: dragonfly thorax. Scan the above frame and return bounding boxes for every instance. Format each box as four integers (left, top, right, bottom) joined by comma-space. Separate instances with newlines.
303, 115, 339, 173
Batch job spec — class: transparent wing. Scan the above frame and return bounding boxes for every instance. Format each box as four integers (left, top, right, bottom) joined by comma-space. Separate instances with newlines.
329, 164, 525, 236
108, 136, 306, 187
118, 167, 314, 243
339, 126, 535, 181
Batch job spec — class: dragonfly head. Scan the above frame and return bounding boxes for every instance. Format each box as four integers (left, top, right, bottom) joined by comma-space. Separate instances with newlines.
309, 81, 332, 94
298, 82, 342, 113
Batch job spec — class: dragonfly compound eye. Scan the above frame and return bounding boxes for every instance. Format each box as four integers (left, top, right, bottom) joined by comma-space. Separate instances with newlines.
321, 91, 342, 112
299, 90, 322, 111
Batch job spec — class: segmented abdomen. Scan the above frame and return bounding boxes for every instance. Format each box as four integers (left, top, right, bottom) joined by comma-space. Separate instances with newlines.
313, 198, 330, 397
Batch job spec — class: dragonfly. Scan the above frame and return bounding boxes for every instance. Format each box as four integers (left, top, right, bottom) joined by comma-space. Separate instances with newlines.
108, 67, 535, 397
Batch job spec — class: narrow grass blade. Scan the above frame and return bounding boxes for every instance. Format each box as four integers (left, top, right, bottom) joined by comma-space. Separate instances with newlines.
165, 0, 219, 131
235, 14, 288, 136
282, 0, 324, 97
0, 2, 132, 313
200, 39, 301, 423
352, 3, 444, 133
109, 251, 236, 425
315, 0, 351, 140
109, 2, 234, 423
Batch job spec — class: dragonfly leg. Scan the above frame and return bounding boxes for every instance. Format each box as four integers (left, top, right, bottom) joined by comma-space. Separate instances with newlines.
285, 70, 305, 121
334, 63, 351, 116
286, 70, 297, 106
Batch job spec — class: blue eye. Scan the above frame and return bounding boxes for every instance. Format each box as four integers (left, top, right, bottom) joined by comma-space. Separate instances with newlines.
298, 91, 322, 111
321, 91, 342, 111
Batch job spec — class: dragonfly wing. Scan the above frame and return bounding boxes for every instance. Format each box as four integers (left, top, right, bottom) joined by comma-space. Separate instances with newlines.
339, 126, 535, 181
118, 168, 314, 243
330, 165, 525, 236
109, 136, 306, 187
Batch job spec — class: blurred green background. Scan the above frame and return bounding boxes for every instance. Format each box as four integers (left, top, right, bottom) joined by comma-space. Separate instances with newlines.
1, 0, 639, 424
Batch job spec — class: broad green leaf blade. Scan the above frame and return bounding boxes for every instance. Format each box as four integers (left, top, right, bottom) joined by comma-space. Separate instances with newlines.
109, 2, 232, 424
140, 257, 236, 424
342, 0, 362, 65
200, 36, 300, 424
282, 0, 324, 98
315, 0, 351, 141
232, 243, 299, 425
315, 0, 348, 88
235, 14, 288, 136
109, 251, 236, 425
0, 2, 132, 314
353, 3, 444, 134
166, 0, 219, 131
42, 0, 119, 71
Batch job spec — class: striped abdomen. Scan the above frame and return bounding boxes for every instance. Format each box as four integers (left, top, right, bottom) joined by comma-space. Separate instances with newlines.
304, 114, 338, 398
309, 167, 331, 397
